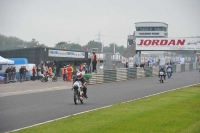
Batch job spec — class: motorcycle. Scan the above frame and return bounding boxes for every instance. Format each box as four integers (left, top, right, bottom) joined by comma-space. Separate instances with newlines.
159, 71, 164, 83
73, 81, 85, 105
167, 71, 172, 78
40, 74, 57, 82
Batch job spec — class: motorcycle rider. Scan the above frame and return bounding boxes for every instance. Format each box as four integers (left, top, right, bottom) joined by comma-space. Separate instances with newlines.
166, 65, 172, 78
159, 66, 166, 80
74, 72, 88, 99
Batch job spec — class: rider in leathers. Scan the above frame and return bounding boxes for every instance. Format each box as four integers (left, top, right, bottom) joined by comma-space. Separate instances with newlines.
74, 72, 88, 98
166, 65, 172, 78
159, 67, 166, 80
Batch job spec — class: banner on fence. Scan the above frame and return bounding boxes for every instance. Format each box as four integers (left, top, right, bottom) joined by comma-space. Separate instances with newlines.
122, 57, 127, 64
160, 58, 166, 66
136, 57, 140, 63
149, 58, 153, 64
141, 57, 145, 63
128, 57, 134, 68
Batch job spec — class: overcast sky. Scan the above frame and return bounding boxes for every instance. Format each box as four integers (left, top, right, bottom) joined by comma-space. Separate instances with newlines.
0, 0, 199, 48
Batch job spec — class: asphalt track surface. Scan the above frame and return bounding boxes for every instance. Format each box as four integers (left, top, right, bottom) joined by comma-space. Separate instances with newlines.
0, 71, 199, 133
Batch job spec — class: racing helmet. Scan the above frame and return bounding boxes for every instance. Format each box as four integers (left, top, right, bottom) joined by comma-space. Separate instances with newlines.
160, 66, 164, 71
77, 72, 82, 78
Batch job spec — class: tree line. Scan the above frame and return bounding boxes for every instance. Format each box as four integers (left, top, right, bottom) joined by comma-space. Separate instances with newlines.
54, 40, 126, 54
0, 34, 126, 54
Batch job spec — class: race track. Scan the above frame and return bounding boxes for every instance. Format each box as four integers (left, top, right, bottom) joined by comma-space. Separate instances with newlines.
0, 70, 199, 133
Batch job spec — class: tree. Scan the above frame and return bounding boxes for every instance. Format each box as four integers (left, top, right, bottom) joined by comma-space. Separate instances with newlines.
0, 34, 48, 50
87, 40, 102, 50
54, 42, 82, 50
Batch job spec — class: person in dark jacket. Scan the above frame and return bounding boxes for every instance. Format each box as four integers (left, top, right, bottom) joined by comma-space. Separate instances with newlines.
126, 62, 128, 68
4, 67, 11, 83
11, 66, 16, 82
56, 65, 60, 77
19, 66, 24, 82
140, 63, 145, 71
92, 52, 98, 72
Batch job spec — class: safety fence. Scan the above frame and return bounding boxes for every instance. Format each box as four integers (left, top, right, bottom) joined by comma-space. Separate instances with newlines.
87, 62, 199, 85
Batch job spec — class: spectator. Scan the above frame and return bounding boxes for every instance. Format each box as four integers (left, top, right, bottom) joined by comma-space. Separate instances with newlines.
19, 66, 24, 82
32, 66, 37, 81
92, 52, 98, 72
11, 66, 16, 82
23, 66, 27, 81
53, 65, 57, 75
62, 66, 66, 81
56, 65, 60, 77
126, 62, 128, 68
140, 63, 145, 71
37, 65, 41, 80
66, 65, 72, 82
42, 63, 48, 74
4, 67, 11, 83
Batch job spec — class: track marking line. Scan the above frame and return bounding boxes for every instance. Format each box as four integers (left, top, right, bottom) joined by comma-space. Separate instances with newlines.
0, 86, 71, 98
7, 83, 199, 133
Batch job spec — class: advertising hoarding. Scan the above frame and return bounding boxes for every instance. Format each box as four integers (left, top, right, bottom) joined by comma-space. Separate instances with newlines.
136, 38, 200, 50
128, 57, 134, 68
48, 50, 85, 58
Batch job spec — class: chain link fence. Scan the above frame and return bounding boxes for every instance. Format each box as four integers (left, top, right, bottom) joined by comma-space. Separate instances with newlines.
90, 52, 198, 70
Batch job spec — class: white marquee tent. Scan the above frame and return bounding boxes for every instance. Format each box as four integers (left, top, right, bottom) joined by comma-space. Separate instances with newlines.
0, 56, 14, 64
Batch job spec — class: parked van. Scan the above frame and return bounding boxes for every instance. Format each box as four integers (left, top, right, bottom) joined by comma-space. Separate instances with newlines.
0, 58, 36, 80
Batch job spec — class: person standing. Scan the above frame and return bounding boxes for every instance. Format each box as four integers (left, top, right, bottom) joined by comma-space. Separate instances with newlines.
92, 52, 98, 72
62, 66, 66, 81
32, 66, 37, 81
42, 63, 48, 75
4, 67, 11, 83
37, 65, 41, 80
66, 65, 72, 82
65, 66, 68, 81
126, 62, 128, 68
53, 65, 57, 75
19, 66, 24, 82
12, 66, 16, 82
56, 65, 60, 77
23, 66, 27, 81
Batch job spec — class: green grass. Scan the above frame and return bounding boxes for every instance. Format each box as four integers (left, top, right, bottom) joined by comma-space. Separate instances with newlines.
13, 84, 200, 133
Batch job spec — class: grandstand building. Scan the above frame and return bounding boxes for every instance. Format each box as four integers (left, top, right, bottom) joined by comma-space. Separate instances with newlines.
125, 22, 168, 55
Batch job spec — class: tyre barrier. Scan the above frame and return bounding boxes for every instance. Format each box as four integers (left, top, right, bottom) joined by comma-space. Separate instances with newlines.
87, 62, 198, 85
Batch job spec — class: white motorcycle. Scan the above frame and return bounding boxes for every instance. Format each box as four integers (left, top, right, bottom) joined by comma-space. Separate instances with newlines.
159, 71, 164, 83
73, 81, 85, 105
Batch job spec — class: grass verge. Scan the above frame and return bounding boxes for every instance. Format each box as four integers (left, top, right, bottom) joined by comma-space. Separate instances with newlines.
13, 84, 200, 133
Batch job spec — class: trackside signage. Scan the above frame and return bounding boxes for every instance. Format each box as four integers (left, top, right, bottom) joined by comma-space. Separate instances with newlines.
136, 38, 200, 50
48, 50, 85, 58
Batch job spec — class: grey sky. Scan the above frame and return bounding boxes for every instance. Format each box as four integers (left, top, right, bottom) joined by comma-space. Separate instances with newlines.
0, 0, 199, 48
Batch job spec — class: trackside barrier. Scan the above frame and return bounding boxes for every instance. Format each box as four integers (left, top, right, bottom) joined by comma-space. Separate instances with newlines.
127, 68, 137, 79
189, 63, 193, 71
152, 66, 159, 76
171, 65, 176, 73
145, 67, 152, 77
116, 68, 127, 81
103, 69, 116, 83
87, 62, 198, 85
181, 64, 185, 72
193, 62, 197, 70
185, 63, 189, 72
87, 71, 104, 85
137, 67, 145, 78
176, 64, 181, 73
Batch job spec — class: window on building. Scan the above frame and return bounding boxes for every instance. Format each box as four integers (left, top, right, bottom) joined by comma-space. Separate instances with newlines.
0, 65, 2, 70
136, 27, 140, 31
